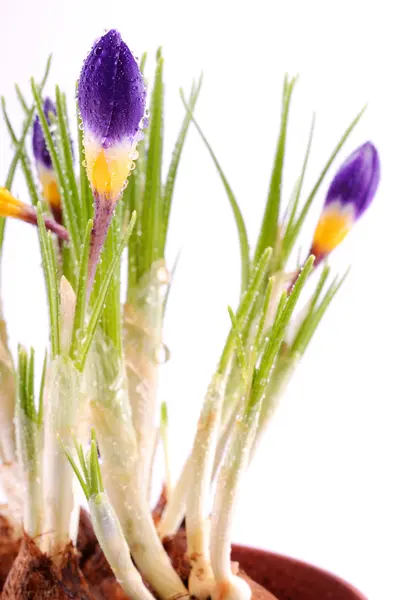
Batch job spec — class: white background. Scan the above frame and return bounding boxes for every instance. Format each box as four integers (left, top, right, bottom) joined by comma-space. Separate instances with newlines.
1, 1, 399, 598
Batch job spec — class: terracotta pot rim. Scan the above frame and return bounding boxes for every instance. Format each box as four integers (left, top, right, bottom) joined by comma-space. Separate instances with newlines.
232, 543, 367, 600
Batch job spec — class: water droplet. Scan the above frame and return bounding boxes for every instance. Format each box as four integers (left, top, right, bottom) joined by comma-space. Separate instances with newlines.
156, 265, 169, 286
154, 343, 170, 365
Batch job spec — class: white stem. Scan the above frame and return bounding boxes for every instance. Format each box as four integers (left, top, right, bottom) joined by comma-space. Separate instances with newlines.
89, 493, 156, 600
250, 355, 296, 463
124, 260, 169, 497
186, 373, 228, 599
212, 393, 242, 482
157, 455, 192, 538
90, 359, 188, 600
15, 409, 43, 538
210, 405, 259, 600
42, 357, 81, 557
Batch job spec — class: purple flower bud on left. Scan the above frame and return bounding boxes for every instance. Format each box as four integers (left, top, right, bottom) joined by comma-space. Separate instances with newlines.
32, 98, 62, 223
78, 29, 146, 291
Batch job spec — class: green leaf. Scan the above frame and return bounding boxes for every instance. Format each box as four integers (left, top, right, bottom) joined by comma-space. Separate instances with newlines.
218, 248, 272, 373
251, 255, 314, 406
76, 212, 137, 371
37, 204, 60, 358
59, 436, 90, 500
89, 432, 104, 495
0, 54, 52, 250
180, 90, 250, 294
31, 78, 80, 264
17, 345, 28, 416
291, 267, 348, 356
126, 173, 140, 298
254, 278, 273, 353
76, 94, 93, 226
37, 350, 47, 426
141, 53, 164, 276
161, 77, 202, 253
227, 306, 248, 385
15, 84, 29, 115
70, 219, 93, 360
55, 86, 81, 234
279, 114, 315, 268
254, 75, 297, 264
1, 98, 41, 207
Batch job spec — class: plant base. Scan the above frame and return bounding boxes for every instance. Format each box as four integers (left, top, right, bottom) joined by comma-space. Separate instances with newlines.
0, 511, 366, 600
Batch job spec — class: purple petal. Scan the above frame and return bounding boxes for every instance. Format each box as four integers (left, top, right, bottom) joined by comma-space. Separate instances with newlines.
325, 142, 380, 218
32, 98, 56, 169
78, 29, 146, 148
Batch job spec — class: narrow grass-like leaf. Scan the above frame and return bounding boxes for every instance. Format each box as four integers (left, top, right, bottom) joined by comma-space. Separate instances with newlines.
17, 346, 28, 414
126, 174, 140, 297
254, 75, 297, 263
37, 350, 47, 426
180, 90, 250, 294
218, 248, 272, 373
291, 268, 348, 356
282, 107, 366, 263
26, 348, 35, 420
94, 212, 122, 353
0, 55, 52, 249
254, 278, 273, 353
31, 79, 80, 263
59, 437, 90, 500
76, 212, 136, 371
141, 53, 164, 276
251, 255, 314, 405
227, 307, 248, 385
76, 96, 92, 225
55, 86, 81, 232
1, 98, 41, 207
4, 55, 52, 192
15, 84, 29, 115
279, 114, 316, 269
70, 219, 92, 360
37, 204, 60, 357
161, 77, 202, 252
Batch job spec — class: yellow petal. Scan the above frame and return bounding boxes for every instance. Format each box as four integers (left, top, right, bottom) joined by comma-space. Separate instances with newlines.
0, 188, 27, 219
38, 166, 61, 209
311, 204, 354, 256
84, 137, 135, 200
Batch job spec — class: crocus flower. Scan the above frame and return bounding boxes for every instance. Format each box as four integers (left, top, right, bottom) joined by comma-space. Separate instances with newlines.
32, 98, 62, 223
310, 142, 380, 265
0, 188, 69, 241
78, 29, 146, 289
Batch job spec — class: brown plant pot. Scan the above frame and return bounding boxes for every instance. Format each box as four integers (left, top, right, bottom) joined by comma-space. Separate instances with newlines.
232, 545, 367, 600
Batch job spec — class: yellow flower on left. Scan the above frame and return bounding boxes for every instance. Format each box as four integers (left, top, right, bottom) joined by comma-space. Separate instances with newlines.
0, 188, 29, 220
0, 188, 69, 241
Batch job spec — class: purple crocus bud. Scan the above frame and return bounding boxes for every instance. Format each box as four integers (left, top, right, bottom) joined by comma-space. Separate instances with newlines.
32, 98, 62, 223
78, 29, 146, 290
311, 142, 380, 264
